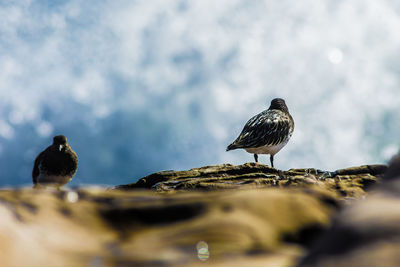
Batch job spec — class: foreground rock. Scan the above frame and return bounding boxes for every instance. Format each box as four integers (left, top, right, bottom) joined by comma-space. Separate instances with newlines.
299, 155, 400, 267
0, 163, 388, 267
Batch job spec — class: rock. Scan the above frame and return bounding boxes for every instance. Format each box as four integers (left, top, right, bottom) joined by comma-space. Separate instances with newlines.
115, 163, 387, 199
382, 153, 400, 181
0, 186, 337, 267
0, 163, 388, 266
299, 154, 400, 267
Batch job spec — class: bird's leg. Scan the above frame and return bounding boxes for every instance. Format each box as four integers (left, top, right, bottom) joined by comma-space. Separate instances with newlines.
270, 155, 274, 168
254, 154, 258, 163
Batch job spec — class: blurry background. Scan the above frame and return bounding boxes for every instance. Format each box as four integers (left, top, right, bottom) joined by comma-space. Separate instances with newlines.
0, 0, 399, 186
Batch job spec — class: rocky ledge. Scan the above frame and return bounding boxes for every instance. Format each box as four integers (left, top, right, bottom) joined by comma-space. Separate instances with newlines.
116, 163, 386, 199
0, 163, 392, 267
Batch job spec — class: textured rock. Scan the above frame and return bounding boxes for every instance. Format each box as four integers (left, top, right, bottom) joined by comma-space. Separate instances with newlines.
0, 187, 337, 267
0, 163, 388, 266
299, 154, 400, 267
382, 153, 400, 181
116, 163, 387, 199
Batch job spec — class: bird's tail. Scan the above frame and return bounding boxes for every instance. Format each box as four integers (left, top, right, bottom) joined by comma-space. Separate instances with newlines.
226, 143, 237, 151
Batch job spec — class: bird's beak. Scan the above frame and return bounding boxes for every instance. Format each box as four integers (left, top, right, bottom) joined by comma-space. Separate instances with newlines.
59, 145, 64, 151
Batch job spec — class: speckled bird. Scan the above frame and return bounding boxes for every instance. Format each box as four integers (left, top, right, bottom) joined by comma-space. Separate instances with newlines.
32, 135, 78, 188
226, 98, 294, 168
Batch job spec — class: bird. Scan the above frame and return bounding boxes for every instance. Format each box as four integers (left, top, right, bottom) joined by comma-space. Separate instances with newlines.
226, 98, 294, 168
32, 135, 78, 188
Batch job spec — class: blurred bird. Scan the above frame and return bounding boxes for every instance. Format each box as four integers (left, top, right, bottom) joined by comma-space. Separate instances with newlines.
32, 135, 78, 188
226, 98, 294, 168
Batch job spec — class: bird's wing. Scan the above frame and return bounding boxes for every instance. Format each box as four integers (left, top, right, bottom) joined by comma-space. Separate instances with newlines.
32, 151, 45, 184
65, 148, 78, 176
231, 110, 292, 148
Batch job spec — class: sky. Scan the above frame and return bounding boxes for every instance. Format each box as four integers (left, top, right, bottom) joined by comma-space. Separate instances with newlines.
0, 0, 399, 186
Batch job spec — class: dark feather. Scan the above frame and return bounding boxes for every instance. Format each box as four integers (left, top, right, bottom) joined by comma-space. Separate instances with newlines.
227, 109, 294, 150
32, 151, 44, 184
32, 136, 78, 186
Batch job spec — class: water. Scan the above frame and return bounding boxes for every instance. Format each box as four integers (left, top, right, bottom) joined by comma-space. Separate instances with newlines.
0, 0, 399, 186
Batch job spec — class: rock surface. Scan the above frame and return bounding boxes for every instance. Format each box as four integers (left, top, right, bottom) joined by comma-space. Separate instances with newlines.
0, 163, 388, 267
116, 163, 386, 199
299, 154, 400, 267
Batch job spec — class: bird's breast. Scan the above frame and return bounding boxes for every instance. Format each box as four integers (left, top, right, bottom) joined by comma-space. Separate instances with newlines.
244, 140, 288, 155
36, 173, 72, 187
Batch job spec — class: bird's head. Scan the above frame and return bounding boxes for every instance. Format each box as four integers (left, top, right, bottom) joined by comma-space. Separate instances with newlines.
53, 135, 68, 152
269, 98, 289, 113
